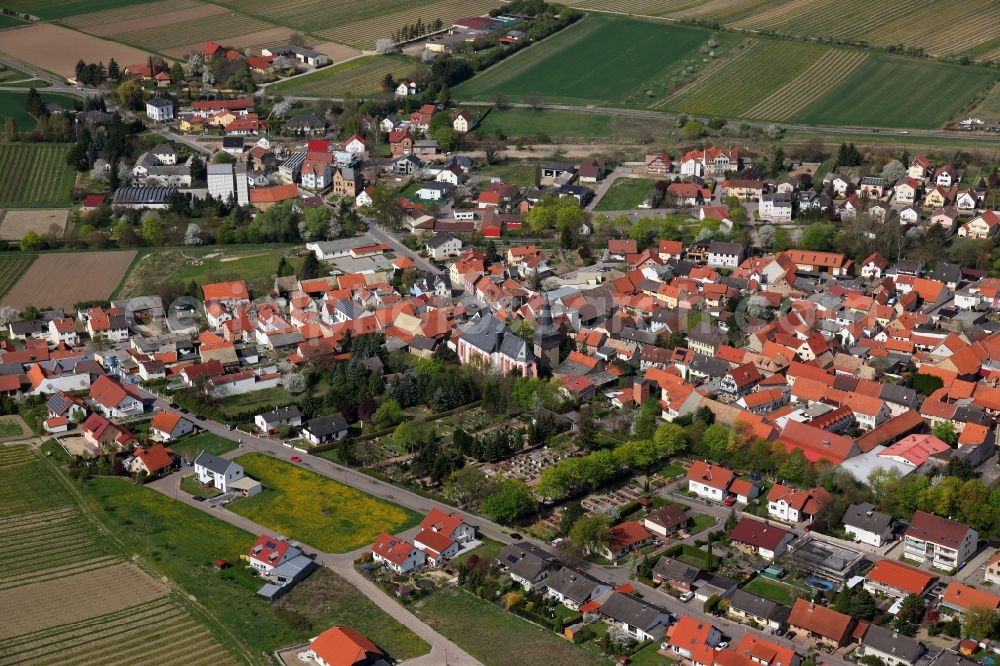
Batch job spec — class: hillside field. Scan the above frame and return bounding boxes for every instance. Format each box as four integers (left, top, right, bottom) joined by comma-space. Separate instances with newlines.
454, 14, 733, 108
0, 144, 75, 208
668, 40, 996, 128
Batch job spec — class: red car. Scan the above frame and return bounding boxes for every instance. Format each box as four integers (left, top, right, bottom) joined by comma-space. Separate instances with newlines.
723, 495, 737, 506
290, 456, 302, 463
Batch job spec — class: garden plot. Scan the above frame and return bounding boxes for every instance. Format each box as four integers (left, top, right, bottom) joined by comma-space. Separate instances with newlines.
0, 209, 68, 240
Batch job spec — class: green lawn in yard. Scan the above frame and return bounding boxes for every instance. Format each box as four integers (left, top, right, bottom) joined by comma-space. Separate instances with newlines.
412, 586, 609, 666
476, 159, 539, 187
179, 473, 221, 498
668, 544, 715, 570
742, 576, 799, 606
453, 536, 503, 568
76, 476, 429, 661
455, 14, 723, 109
228, 453, 422, 553
173, 431, 238, 457
594, 178, 658, 211
659, 462, 685, 479
688, 513, 717, 535
0, 419, 23, 437
629, 641, 677, 666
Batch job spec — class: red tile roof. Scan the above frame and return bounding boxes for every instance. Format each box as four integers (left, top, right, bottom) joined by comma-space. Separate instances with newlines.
866, 559, 936, 596
309, 626, 383, 666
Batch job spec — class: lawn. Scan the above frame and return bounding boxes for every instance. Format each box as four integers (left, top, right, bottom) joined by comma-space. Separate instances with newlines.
477, 108, 613, 141
667, 544, 716, 570
269, 55, 426, 97
228, 453, 422, 553
742, 576, 800, 606
412, 586, 608, 666
629, 641, 677, 666
688, 513, 717, 535
452, 536, 503, 568
173, 431, 238, 457
476, 159, 539, 187
179, 473, 222, 498
0, 90, 79, 129
455, 14, 723, 108
76, 476, 428, 662
659, 462, 685, 479
0, 143, 76, 207
594, 178, 658, 211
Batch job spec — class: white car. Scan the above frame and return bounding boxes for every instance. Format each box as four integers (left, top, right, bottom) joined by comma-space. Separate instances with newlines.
715, 641, 729, 651
680, 591, 694, 602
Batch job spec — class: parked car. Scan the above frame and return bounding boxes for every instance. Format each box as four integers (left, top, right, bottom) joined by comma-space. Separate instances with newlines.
169, 402, 179, 409
225, 424, 233, 431
680, 591, 694, 602
196, 415, 207, 421
510, 532, 523, 541
192, 496, 205, 502
723, 495, 737, 506
290, 456, 302, 463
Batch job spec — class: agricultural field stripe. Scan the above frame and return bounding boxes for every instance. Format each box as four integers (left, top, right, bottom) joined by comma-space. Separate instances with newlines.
744, 49, 867, 120
669, 39, 760, 103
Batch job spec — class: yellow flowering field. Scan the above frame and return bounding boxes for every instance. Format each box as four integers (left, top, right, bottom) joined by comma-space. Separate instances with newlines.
230, 453, 422, 552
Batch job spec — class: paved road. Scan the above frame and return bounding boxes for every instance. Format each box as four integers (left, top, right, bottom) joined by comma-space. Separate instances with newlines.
149, 472, 483, 666
366, 221, 445, 275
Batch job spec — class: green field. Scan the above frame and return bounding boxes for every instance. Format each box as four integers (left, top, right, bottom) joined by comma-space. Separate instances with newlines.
594, 177, 657, 211
118, 247, 297, 298
229, 453, 422, 553
217, 387, 295, 418
0, 144, 75, 207
793, 54, 998, 128
413, 586, 608, 666
0, 254, 35, 296
455, 14, 727, 108
269, 55, 425, 97
77, 475, 429, 662
0, 90, 78, 130
0, 0, 158, 20
670, 39, 996, 128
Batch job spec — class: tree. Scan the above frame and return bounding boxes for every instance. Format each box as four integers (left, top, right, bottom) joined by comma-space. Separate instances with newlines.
932, 420, 957, 446
19, 232, 41, 251
107, 58, 120, 81
964, 605, 999, 639
0, 306, 18, 327
300, 252, 322, 280
393, 421, 420, 451
881, 159, 906, 184
169, 62, 184, 82
481, 478, 537, 525
141, 215, 163, 245
569, 513, 611, 554
893, 594, 925, 636
372, 398, 404, 429
701, 423, 732, 460
578, 405, 597, 450
682, 121, 704, 140
283, 373, 306, 394
300, 207, 332, 241
187, 53, 204, 76
654, 423, 687, 456
375, 38, 394, 54
117, 80, 144, 110
24, 87, 44, 117
632, 400, 659, 439
800, 222, 837, 251
3, 117, 16, 142
211, 151, 235, 164
202, 69, 215, 87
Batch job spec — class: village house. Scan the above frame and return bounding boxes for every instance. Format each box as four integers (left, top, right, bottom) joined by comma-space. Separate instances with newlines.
903, 511, 977, 570
149, 411, 195, 442
127, 444, 175, 476
843, 502, 894, 547
729, 518, 794, 560
787, 598, 854, 647
371, 532, 425, 573
301, 413, 349, 445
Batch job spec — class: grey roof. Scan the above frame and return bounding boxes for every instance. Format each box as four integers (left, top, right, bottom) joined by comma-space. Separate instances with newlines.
147, 97, 173, 108
879, 383, 918, 408
728, 589, 790, 624
545, 566, 607, 604
287, 112, 326, 128
426, 232, 459, 249
843, 502, 892, 533
194, 450, 238, 476
258, 406, 301, 424
304, 412, 348, 437
708, 240, 744, 255
496, 542, 558, 582
267, 331, 305, 347
598, 592, 670, 630
861, 624, 925, 663
268, 553, 315, 583
334, 300, 365, 319
151, 143, 176, 154
460, 313, 532, 364
652, 556, 702, 584
930, 262, 962, 285
419, 181, 451, 193
690, 353, 729, 378
9, 320, 44, 335
113, 186, 177, 205
222, 137, 244, 149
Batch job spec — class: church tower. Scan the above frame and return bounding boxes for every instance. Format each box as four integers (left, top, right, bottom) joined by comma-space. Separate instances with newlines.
533, 296, 561, 372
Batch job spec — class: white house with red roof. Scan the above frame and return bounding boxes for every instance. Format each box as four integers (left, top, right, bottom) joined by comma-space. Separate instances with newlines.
372, 532, 426, 573
903, 511, 977, 569
149, 411, 195, 442
729, 518, 795, 560
48, 318, 79, 347
686, 460, 734, 502
343, 134, 368, 154
665, 615, 722, 666
249, 534, 302, 574
413, 508, 476, 565
89, 375, 144, 418
81, 413, 136, 452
